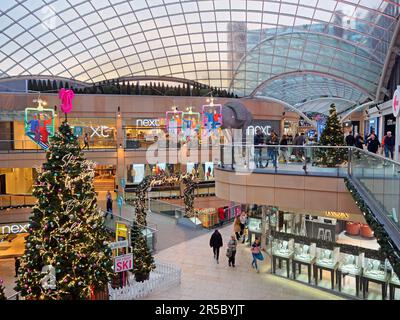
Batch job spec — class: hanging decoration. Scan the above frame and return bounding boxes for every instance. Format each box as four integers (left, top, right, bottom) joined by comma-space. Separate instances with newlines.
181, 106, 200, 142
166, 107, 183, 138
58, 88, 75, 115
24, 97, 55, 150
202, 98, 222, 139
344, 177, 400, 277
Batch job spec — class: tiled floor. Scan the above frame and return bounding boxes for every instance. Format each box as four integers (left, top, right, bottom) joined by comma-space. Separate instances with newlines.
144, 224, 343, 300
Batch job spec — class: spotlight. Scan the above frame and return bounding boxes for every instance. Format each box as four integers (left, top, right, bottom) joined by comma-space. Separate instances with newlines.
117, 106, 121, 117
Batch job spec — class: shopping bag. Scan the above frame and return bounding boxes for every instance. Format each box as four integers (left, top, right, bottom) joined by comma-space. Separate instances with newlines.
255, 252, 264, 261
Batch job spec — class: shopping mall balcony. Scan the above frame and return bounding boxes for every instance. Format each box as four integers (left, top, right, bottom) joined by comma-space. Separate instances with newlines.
215, 145, 400, 249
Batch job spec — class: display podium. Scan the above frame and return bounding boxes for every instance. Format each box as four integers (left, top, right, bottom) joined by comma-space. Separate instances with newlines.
314, 247, 340, 289
337, 253, 363, 296
272, 239, 294, 278
292, 243, 316, 284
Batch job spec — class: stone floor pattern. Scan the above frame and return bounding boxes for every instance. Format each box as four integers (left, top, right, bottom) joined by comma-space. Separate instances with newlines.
145, 224, 343, 300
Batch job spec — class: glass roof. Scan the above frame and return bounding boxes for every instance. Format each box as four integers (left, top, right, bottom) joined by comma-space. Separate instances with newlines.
0, 0, 399, 112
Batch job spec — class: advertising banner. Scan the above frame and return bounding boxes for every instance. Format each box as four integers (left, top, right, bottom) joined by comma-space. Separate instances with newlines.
114, 254, 133, 273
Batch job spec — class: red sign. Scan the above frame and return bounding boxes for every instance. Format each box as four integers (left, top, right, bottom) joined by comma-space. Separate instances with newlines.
393, 88, 400, 117
114, 254, 133, 273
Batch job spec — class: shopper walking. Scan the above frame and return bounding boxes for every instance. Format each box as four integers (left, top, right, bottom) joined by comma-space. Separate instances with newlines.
383, 131, 395, 159
234, 216, 241, 240
209, 229, 223, 263
266, 131, 278, 168
218, 207, 225, 227
279, 134, 289, 164
254, 128, 265, 168
251, 238, 263, 273
345, 131, 355, 146
83, 133, 90, 150
366, 134, 380, 154
14, 257, 20, 277
239, 212, 247, 238
355, 133, 364, 149
105, 191, 114, 219
226, 235, 238, 267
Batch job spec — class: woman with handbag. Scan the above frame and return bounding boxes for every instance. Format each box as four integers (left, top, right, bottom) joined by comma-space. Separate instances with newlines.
251, 238, 263, 273
226, 235, 238, 267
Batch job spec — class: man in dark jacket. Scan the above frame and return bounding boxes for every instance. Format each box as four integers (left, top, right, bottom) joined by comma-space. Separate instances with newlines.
209, 230, 223, 263
254, 128, 265, 168
383, 131, 395, 159
345, 131, 355, 146
367, 134, 380, 154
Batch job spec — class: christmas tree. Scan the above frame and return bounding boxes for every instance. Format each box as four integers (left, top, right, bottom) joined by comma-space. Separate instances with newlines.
0, 279, 6, 300
131, 223, 155, 282
15, 121, 113, 300
316, 104, 346, 167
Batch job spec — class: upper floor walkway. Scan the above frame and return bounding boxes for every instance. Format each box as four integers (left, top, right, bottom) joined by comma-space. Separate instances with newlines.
215, 145, 400, 248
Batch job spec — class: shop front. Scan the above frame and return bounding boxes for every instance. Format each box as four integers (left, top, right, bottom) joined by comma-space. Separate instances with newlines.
0, 209, 30, 259
124, 118, 166, 149
245, 205, 399, 300
68, 117, 117, 149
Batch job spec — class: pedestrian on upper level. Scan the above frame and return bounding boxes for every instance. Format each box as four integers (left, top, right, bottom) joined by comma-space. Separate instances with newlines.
254, 128, 265, 168
279, 134, 289, 164
209, 229, 223, 264
345, 131, 355, 146
366, 134, 380, 154
383, 131, 395, 159
355, 133, 364, 149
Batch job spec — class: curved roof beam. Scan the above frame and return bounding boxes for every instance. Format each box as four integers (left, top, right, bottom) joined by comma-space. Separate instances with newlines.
250, 70, 374, 101
376, 17, 400, 101
340, 101, 379, 123
246, 96, 316, 127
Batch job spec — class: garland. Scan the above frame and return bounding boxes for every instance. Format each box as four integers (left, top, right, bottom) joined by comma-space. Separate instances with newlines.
133, 173, 197, 225
344, 177, 400, 276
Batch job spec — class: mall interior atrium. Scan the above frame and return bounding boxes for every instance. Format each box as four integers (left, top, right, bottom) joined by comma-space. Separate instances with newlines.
0, 0, 400, 301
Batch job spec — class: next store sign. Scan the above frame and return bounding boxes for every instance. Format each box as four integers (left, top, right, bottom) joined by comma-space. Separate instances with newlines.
0, 223, 29, 235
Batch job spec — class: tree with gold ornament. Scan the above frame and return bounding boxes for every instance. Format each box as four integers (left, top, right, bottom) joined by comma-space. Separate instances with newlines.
315, 103, 346, 167
15, 121, 113, 300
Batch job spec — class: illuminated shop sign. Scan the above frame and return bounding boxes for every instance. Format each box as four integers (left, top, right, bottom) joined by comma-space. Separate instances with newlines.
0, 223, 29, 235
136, 119, 160, 127
246, 120, 281, 136
90, 125, 111, 138
324, 211, 350, 220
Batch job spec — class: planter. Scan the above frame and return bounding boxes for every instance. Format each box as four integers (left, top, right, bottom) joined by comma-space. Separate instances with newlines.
135, 273, 150, 282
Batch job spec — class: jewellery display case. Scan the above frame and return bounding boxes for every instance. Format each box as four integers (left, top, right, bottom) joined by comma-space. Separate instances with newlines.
292, 243, 316, 284
272, 239, 294, 259
294, 243, 316, 263
361, 258, 390, 300
314, 247, 340, 289
337, 253, 364, 296
389, 272, 400, 300
272, 239, 294, 278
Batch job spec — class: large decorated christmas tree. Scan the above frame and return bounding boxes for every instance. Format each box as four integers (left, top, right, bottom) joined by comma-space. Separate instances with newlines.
15, 121, 113, 299
316, 104, 346, 167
